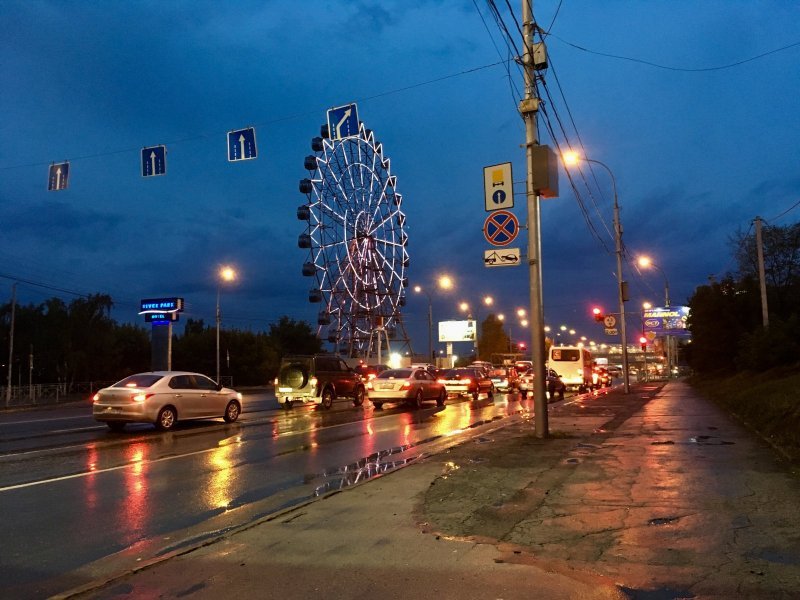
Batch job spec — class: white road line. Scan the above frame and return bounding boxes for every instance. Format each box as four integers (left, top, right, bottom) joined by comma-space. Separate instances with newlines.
0, 414, 92, 426
0, 418, 374, 492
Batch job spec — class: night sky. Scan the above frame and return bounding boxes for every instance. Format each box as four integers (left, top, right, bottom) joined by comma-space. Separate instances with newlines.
2, 1, 799, 357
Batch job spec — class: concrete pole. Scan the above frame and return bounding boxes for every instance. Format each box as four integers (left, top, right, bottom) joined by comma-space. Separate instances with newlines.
521, 0, 548, 437
754, 216, 769, 328
613, 194, 630, 394
216, 285, 221, 383
6, 283, 16, 407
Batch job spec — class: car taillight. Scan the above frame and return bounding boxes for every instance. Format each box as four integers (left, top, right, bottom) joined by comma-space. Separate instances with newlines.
132, 393, 152, 403
310, 376, 318, 388
366, 380, 374, 390
437, 379, 447, 384
273, 377, 278, 386
92, 393, 100, 403
460, 378, 472, 385
401, 381, 411, 390
368, 373, 377, 380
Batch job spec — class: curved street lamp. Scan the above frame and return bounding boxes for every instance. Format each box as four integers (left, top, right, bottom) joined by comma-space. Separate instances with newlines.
563, 150, 630, 393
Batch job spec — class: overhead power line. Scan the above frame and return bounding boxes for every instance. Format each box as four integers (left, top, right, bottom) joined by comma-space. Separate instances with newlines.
0, 59, 509, 172
548, 34, 800, 72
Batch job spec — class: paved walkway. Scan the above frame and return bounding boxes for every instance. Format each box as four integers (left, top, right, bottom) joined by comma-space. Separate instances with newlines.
69, 381, 800, 599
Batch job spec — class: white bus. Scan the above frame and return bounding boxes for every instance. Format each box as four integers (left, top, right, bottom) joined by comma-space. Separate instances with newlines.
548, 345, 594, 391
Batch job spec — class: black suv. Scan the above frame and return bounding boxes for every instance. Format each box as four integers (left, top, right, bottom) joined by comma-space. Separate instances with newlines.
275, 354, 365, 409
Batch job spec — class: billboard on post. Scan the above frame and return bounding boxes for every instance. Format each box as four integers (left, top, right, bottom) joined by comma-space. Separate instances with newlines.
643, 306, 691, 336
438, 320, 477, 342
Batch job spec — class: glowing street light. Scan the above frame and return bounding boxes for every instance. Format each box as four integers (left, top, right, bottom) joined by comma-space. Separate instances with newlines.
216, 265, 237, 384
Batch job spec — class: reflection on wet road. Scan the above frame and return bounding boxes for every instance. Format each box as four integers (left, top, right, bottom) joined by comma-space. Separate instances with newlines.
0, 389, 558, 597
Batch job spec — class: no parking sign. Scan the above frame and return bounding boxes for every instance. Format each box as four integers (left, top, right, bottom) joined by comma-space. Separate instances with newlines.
483, 210, 519, 247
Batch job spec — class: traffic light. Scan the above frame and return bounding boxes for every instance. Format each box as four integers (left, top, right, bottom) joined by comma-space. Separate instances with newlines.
592, 307, 604, 322
639, 336, 647, 351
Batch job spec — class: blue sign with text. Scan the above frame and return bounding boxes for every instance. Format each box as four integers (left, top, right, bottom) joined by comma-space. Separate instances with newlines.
141, 145, 167, 177
139, 297, 184, 314
227, 127, 257, 161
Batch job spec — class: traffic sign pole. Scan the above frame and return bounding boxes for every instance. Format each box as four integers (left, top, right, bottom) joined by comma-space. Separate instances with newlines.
521, 0, 548, 438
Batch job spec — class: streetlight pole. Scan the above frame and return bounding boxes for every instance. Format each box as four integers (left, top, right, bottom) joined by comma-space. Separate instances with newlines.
564, 154, 630, 393
5, 283, 16, 407
639, 257, 671, 375
520, 0, 548, 437
216, 266, 237, 384
215, 285, 221, 384
413, 286, 433, 361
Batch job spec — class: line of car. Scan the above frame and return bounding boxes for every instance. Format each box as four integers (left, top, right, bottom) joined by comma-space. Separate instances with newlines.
90, 357, 583, 432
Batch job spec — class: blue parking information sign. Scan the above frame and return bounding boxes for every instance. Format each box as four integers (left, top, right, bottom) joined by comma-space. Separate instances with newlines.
141, 145, 167, 177
47, 161, 70, 191
326, 103, 359, 141
227, 127, 257, 161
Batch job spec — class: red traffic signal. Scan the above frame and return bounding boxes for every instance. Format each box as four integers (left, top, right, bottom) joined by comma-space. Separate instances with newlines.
639, 336, 647, 351
592, 307, 604, 322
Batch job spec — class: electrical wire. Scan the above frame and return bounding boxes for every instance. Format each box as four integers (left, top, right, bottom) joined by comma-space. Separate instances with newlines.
548, 34, 800, 72
0, 59, 510, 172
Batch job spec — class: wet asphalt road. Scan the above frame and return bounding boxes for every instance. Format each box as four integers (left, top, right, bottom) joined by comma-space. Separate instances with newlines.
0, 387, 563, 598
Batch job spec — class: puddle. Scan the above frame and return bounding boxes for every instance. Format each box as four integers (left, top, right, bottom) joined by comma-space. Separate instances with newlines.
475, 436, 493, 444
651, 440, 674, 445
648, 516, 680, 526
618, 585, 695, 599
690, 436, 735, 445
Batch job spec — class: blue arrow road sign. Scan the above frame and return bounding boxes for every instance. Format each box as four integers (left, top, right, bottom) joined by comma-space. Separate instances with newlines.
327, 103, 359, 141
228, 127, 257, 161
141, 145, 166, 177
47, 161, 69, 191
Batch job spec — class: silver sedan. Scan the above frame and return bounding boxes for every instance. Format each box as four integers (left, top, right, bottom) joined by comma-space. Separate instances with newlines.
366, 368, 446, 410
92, 371, 243, 431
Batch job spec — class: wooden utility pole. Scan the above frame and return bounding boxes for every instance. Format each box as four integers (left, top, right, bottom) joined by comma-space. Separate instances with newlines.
754, 216, 769, 327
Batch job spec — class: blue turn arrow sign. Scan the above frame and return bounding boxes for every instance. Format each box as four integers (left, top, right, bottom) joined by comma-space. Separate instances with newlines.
326, 103, 359, 141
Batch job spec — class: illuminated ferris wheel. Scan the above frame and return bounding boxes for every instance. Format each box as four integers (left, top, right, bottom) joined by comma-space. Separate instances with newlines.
297, 104, 409, 357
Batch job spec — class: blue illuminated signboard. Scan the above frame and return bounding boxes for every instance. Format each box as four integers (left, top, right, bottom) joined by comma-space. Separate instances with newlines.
326, 103, 359, 141
643, 306, 691, 336
227, 127, 257, 161
48, 161, 70, 191
141, 145, 167, 177
139, 297, 184, 314
145, 312, 180, 323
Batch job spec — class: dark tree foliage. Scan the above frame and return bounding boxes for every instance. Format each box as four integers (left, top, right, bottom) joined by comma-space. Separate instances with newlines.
1, 297, 319, 387
477, 313, 510, 361
172, 316, 322, 385
0, 294, 148, 385
688, 221, 800, 373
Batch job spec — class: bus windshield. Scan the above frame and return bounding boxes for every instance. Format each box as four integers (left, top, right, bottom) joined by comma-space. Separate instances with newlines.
551, 348, 580, 361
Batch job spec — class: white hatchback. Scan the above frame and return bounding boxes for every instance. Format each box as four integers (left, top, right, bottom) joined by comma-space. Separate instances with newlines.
92, 371, 242, 431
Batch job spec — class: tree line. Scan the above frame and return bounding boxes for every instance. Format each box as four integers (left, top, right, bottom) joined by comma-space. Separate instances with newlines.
686, 221, 800, 373
0, 293, 321, 387
2, 220, 796, 385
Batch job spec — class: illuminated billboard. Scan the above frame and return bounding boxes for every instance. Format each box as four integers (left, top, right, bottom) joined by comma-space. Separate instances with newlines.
643, 306, 690, 336
438, 320, 476, 342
